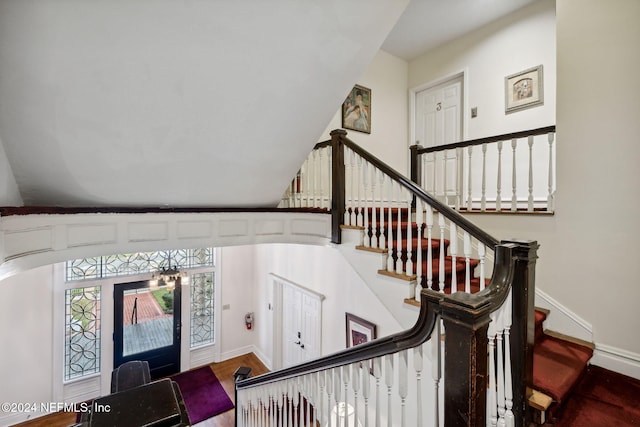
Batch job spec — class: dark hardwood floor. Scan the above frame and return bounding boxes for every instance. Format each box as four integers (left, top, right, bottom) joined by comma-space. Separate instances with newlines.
11, 353, 269, 427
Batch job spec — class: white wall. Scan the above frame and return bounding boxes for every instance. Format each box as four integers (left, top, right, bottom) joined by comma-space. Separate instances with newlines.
408, 0, 556, 139
0, 139, 22, 206
457, 0, 640, 373
251, 243, 403, 367
321, 50, 410, 176
0, 266, 54, 425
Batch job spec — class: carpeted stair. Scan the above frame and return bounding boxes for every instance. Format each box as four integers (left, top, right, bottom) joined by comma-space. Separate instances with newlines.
346, 207, 639, 426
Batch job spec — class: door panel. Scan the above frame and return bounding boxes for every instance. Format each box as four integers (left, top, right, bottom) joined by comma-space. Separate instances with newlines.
415, 77, 463, 205
281, 282, 321, 368
114, 280, 182, 379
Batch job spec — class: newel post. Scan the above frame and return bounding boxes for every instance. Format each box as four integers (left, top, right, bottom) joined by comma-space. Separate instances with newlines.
440, 295, 492, 427
503, 239, 539, 426
330, 129, 347, 244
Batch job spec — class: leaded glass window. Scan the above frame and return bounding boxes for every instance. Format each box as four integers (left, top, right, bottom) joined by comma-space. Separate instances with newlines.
65, 286, 101, 381
66, 248, 214, 282
190, 272, 215, 348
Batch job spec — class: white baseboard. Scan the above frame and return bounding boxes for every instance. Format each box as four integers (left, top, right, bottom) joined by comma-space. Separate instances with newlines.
591, 343, 640, 381
535, 288, 593, 342
219, 345, 272, 371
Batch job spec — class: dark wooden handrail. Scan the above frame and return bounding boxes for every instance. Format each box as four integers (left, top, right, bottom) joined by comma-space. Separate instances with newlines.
237, 289, 443, 389
413, 125, 556, 154
333, 129, 499, 248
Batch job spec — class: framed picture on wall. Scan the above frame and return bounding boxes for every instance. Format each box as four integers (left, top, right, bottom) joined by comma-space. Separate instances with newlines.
505, 65, 544, 114
342, 84, 371, 134
345, 312, 377, 348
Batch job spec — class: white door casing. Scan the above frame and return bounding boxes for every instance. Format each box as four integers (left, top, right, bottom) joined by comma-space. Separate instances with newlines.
271, 274, 323, 370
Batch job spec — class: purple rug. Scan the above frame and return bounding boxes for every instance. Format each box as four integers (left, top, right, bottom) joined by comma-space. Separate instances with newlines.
171, 367, 235, 424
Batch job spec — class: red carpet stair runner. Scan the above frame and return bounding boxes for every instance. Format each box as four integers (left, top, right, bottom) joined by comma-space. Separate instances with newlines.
346, 207, 639, 426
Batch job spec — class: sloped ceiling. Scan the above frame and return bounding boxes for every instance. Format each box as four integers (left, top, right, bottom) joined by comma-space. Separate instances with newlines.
0, 0, 410, 208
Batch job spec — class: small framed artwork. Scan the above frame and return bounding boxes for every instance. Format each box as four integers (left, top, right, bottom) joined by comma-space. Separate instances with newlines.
345, 312, 377, 348
505, 65, 544, 114
342, 84, 371, 134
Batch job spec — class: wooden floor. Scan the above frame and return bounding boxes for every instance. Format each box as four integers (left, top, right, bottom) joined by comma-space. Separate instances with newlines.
11, 353, 269, 427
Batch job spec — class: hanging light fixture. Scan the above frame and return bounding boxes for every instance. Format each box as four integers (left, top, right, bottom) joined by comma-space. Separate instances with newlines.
150, 266, 188, 290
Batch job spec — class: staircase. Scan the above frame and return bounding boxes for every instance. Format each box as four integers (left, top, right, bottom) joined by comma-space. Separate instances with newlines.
345, 207, 639, 426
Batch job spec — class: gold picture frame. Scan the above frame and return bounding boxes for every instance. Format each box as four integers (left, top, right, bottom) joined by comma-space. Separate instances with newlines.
505, 65, 544, 114
342, 84, 371, 134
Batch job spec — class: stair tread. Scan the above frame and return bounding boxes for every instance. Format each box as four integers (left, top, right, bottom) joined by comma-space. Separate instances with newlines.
533, 335, 594, 403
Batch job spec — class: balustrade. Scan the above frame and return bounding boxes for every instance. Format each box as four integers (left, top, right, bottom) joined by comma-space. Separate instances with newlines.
266, 130, 538, 426
411, 126, 556, 213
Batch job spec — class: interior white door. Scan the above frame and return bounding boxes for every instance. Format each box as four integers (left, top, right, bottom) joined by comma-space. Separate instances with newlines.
281, 281, 322, 368
415, 77, 463, 205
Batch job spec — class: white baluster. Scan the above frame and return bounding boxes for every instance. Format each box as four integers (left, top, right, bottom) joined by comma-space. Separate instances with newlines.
305, 151, 312, 208
415, 198, 424, 302
318, 370, 326, 426
277, 386, 284, 427
464, 232, 472, 294
395, 184, 403, 275
511, 139, 518, 211
431, 321, 442, 427
432, 152, 437, 196
378, 171, 386, 250
374, 358, 382, 427
347, 149, 355, 225
496, 141, 503, 211
442, 149, 448, 206
363, 359, 372, 427
353, 363, 361, 427
343, 365, 351, 427
456, 147, 463, 210
312, 149, 319, 208
293, 380, 300, 427
488, 317, 498, 427
467, 146, 473, 210
481, 143, 487, 211
426, 207, 434, 291
363, 161, 370, 247
334, 369, 342, 427
327, 369, 334, 427
399, 350, 408, 427
547, 133, 555, 212
371, 166, 378, 249
413, 345, 424, 427
528, 136, 534, 212
496, 305, 507, 427
385, 355, 394, 427
354, 153, 361, 226
438, 213, 446, 292
503, 291, 515, 427
405, 188, 414, 277
387, 180, 394, 273
345, 149, 352, 226
288, 380, 294, 427
478, 242, 486, 291
450, 222, 458, 294
319, 148, 325, 210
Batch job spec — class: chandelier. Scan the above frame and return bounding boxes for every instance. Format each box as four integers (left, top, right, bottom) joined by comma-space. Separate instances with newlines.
149, 266, 189, 290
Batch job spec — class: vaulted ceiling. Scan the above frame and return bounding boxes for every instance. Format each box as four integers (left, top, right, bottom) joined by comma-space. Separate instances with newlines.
0, 0, 537, 209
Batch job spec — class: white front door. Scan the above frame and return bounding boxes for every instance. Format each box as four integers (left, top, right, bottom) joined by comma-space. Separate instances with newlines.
280, 280, 322, 368
414, 76, 463, 206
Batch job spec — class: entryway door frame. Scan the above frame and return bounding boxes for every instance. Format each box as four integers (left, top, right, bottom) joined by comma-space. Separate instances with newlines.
409, 70, 468, 204
113, 279, 182, 379
270, 274, 324, 370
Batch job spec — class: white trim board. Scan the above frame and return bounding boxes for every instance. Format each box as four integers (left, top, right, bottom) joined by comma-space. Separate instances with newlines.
536, 288, 640, 380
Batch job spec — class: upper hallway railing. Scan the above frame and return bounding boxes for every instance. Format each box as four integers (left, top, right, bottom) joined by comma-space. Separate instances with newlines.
410, 126, 556, 214
261, 129, 541, 426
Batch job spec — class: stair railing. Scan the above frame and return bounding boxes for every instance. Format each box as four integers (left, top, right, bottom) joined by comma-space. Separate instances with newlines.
410, 126, 556, 213
268, 129, 539, 426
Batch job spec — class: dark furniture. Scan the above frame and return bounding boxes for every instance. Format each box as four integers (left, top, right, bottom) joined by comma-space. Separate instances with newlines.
81, 378, 189, 426
233, 366, 252, 382
110, 360, 151, 393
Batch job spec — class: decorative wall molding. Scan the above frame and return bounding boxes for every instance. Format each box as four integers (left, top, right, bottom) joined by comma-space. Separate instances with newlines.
0, 211, 331, 281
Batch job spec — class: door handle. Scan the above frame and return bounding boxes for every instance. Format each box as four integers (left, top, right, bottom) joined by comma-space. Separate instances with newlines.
295, 341, 301, 345
300, 344, 305, 349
